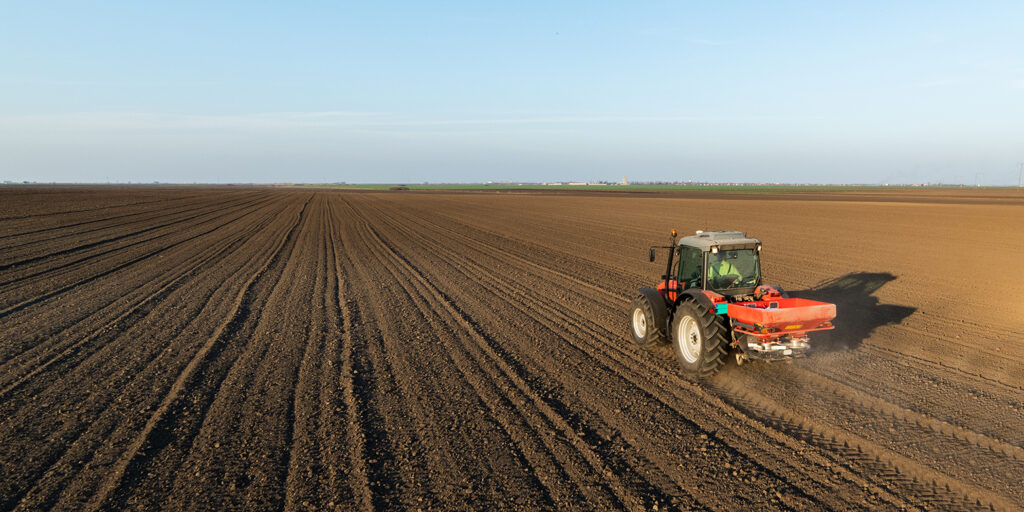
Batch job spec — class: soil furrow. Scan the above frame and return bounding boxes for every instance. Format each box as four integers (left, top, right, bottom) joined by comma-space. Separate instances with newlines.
0, 192, 196, 223
0, 192, 254, 249
0, 196, 277, 319
323, 199, 374, 510
333, 208, 467, 509
0, 193, 265, 272
0, 194, 272, 298
0, 199, 283, 396
282, 195, 334, 510
0, 197, 294, 511
0, 213, 269, 398
82, 194, 312, 511
344, 212, 612, 510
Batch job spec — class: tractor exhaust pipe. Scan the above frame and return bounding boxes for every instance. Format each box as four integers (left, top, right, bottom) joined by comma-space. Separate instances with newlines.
663, 229, 677, 294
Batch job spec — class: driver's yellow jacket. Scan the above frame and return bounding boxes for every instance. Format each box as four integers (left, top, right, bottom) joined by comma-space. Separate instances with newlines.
708, 259, 740, 281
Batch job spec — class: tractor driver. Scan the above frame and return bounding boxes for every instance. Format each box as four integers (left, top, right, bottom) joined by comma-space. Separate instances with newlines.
708, 250, 742, 286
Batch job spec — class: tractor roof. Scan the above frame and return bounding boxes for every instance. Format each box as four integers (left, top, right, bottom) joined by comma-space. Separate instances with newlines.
678, 230, 761, 251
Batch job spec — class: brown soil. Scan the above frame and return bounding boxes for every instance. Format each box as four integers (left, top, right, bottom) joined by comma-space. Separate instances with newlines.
1, 186, 1022, 511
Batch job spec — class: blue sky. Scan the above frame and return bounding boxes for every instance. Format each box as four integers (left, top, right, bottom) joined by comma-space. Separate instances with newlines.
2, 2, 1022, 184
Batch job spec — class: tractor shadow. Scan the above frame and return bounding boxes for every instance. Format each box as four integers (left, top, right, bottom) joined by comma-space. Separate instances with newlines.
791, 272, 916, 352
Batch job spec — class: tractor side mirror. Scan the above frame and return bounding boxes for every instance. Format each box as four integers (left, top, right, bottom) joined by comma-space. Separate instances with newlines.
649, 249, 655, 262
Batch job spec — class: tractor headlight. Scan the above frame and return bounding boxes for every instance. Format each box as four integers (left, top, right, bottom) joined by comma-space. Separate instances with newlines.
756, 244, 762, 252
711, 246, 719, 254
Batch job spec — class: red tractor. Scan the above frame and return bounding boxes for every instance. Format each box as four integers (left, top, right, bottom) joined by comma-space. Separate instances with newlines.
630, 230, 836, 378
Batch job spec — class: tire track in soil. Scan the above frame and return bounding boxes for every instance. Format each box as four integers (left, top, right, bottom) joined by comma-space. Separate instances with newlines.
332, 198, 490, 511
713, 364, 1024, 508
361, 196, 648, 316
0, 196, 271, 310
393, 190, 1024, 354
806, 350, 1024, 450
81, 194, 312, 511
863, 342, 1024, 395
376, 192, 1015, 507
356, 194, 708, 507
297, 198, 374, 511
710, 374, 1017, 511
381, 196, 647, 293
329, 205, 425, 511
0, 194, 280, 314
192, 193, 337, 511
707, 357, 1023, 505
282, 197, 336, 511
855, 343, 1024, 442
878, 323, 1024, 390
353, 196, 900, 510
333, 203, 458, 510
0, 188, 223, 219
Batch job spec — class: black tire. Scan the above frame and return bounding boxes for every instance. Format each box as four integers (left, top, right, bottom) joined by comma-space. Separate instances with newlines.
629, 292, 667, 348
670, 301, 729, 378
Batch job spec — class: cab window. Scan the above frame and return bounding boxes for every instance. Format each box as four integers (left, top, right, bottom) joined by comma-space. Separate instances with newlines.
676, 246, 703, 289
707, 249, 760, 289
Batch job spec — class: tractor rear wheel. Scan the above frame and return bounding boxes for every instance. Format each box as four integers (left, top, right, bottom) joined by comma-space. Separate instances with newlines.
630, 293, 666, 348
671, 301, 728, 378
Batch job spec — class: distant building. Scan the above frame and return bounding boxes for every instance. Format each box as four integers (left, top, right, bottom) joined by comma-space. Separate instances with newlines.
621, 176, 628, 185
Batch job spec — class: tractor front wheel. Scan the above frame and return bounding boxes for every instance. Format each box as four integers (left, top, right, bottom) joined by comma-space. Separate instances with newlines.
671, 301, 728, 378
630, 293, 666, 348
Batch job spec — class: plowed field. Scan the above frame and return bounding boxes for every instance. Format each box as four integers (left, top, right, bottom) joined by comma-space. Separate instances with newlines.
2, 186, 1022, 511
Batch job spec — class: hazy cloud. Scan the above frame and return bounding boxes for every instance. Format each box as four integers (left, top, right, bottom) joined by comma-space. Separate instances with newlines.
0, 111, 821, 132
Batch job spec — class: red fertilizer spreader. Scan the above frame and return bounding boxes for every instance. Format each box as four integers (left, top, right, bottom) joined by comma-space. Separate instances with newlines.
727, 297, 835, 362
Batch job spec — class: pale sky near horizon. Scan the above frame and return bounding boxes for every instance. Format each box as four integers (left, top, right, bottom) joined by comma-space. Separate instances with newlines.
2, 2, 1022, 185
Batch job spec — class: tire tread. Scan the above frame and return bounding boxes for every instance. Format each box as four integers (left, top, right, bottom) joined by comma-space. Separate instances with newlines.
671, 299, 729, 379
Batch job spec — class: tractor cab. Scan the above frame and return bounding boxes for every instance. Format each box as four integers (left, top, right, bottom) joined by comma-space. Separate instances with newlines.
652, 231, 764, 302
676, 231, 762, 296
